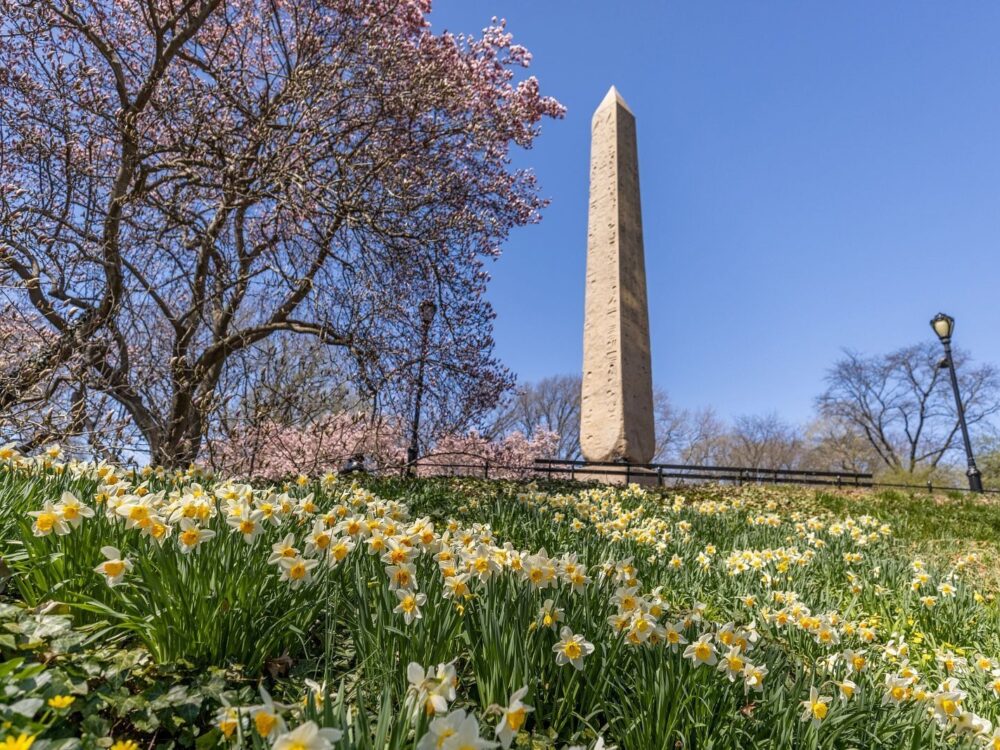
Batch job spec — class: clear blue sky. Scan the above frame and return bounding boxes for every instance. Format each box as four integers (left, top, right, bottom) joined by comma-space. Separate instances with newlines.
428, 2, 1000, 425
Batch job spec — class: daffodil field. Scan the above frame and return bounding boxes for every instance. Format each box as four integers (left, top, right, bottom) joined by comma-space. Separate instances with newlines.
3, 447, 1000, 750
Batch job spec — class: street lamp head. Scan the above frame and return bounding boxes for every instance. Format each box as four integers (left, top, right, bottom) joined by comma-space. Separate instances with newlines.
419, 299, 437, 326
930, 312, 954, 343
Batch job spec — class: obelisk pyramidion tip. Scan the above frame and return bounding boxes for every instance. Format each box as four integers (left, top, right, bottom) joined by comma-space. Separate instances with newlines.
598, 85, 633, 115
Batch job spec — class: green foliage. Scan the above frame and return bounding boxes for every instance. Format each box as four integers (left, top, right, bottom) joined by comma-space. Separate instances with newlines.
2, 460, 999, 749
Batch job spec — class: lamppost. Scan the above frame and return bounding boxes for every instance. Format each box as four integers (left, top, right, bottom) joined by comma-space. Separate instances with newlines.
930, 312, 983, 492
407, 299, 437, 476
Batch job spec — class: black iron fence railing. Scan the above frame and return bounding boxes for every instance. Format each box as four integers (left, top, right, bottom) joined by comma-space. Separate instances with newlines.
532, 459, 873, 488
377, 455, 998, 495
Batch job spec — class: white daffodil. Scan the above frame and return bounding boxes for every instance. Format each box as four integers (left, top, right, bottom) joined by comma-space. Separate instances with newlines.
553, 626, 594, 671
386, 562, 418, 591
663, 621, 688, 652
438, 709, 497, 750
54, 491, 94, 527
683, 633, 717, 667
838, 678, 858, 700
743, 662, 768, 692
537, 599, 564, 631
249, 686, 287, 740
717, 646, 746, 682
177, 518, 216, 553
417, 708, 466, 750
272, 720, 342, 750
800, 686, 832, 727
94, 546, 132, 587
28, 502, 70, 537
495, 686, 533, 749
305, 519, 333, 557
407, 661, 458, 717
279, 555, 320, 588
394, 589, 427, 624
268, 533, 300, 565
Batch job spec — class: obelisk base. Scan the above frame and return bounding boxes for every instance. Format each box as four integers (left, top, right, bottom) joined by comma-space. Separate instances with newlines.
581, 466, 660, 487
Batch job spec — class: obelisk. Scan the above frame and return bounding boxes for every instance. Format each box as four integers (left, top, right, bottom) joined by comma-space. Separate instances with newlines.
580, 86, 655, 465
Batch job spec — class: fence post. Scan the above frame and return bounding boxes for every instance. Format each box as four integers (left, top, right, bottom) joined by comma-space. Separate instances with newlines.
626, 464, 631, 485
657, 466, 663, 487
484, 461, 489, 480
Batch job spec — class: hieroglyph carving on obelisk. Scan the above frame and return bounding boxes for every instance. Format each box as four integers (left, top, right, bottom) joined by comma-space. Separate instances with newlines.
580, 86, 655, 464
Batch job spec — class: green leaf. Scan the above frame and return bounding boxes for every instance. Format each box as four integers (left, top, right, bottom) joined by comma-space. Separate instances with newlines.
9, 696, 44, 717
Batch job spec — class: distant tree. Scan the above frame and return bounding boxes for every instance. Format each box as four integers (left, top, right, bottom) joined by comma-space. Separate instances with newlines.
722, 413, 802, 470
816, 343, 1000, 474
0, 0, 563, 467
799, 416, 882, 475
668, 407, 728, 466
485, 375, 582, 459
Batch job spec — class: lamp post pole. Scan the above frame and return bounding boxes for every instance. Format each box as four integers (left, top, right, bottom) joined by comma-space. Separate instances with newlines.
930, 313, 983, 493
407, 300, 437, 477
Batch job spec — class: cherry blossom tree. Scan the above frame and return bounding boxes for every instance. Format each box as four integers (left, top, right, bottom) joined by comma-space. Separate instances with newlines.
0, 0, 563, 466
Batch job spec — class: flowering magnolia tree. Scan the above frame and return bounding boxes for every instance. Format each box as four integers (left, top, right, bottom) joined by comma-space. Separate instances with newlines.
206, 413, 406, 480
207, 409, 557, 481
417, 428, 559, 480
0, 0, 563, 466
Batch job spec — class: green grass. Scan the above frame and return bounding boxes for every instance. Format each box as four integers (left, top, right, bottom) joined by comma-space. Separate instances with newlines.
3, 459, 1000, 749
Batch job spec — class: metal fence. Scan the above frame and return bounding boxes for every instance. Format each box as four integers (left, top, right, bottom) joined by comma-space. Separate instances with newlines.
386, 456, 998, 495
531, 459, 873, 488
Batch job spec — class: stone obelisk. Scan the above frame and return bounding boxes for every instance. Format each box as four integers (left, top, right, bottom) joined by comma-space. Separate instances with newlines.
580, 86, 655, 465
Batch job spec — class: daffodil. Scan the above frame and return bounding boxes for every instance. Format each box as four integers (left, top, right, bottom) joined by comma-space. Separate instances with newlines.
395, 589, 427, 624
743, 662, 767, 692
418, 709, 496, 750
177, 518, 216, 553
663, 621, 688, 652
800, 686, 832, 727
226, 507, 263, 544
495, 686, 533, 749
28, 502, 69, 536
386, 562, 418, 591
683, 633, 717, 667
54, 491, 94, 527
272, 721, 342, 750
94, 546, 132, 587
0, 442, 18, 462
268, 533, 300, 564
249, 686, 287, 740
553, 626, 594, 671
406, 662, 458, 717
838, 679, 858, 700
279, 555, 319, 588
442, 572, 472, 600
717, 646, 746, 682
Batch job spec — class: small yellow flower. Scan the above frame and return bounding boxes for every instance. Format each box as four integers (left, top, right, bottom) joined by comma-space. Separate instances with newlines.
110, 741, 140, 750
0, 735, 36, 750
47, 694, 76, 709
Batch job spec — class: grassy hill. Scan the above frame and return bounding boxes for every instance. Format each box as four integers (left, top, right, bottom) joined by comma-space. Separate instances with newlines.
2, 454, 999, 749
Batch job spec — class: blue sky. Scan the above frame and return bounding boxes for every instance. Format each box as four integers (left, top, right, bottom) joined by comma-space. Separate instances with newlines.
428, 2, 1000, 424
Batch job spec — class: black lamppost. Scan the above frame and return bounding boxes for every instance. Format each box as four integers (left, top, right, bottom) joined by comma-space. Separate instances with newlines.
930, 312, 983, 492
406, 299, 437, 476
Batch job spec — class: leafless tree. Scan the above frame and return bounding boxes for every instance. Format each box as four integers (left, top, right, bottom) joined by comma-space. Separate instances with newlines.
799, 416, 882, 475
722, 413, 802, 470
486, 375, 581, 459
816, 343, 1000, 473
